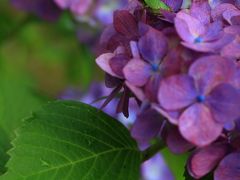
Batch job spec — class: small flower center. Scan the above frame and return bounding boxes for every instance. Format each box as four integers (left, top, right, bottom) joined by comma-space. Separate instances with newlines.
151, 63, 159, 72
194, 36, 203, 44
196, 95, 205, 103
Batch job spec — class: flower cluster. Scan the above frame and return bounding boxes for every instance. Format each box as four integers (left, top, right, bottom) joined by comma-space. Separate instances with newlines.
96, 0, 240, 179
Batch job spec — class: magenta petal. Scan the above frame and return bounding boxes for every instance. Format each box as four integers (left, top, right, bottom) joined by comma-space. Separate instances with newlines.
179, 104, 222, 146
223, 9, 240, 24
166, 126, 194, 154
138, 29, 168, 63
131, 109, 164, 144
123, 58, 151, 87
189, 55, 236, 94
207, 83, 240, 124
203, 21, 223, 42
158, 75, 197, 111
214, 153, 240, 180
188, 143, 229, 179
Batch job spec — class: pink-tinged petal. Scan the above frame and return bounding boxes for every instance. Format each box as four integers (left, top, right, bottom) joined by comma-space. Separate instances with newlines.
182, 33, 234, 53
179, 104, 223, 146
176, 11, 205, 37
96, 53, 122, 78
69, 0, 92, 16
138, 29, 168, 63
166, 126, 194, 154
174, 17, 195, 43
54, 0, 71, 9
189, 55, 236, 94
206, 83, 240, 124
231, 69, 240, 89
158, 75, 197, 111
214, 153, 240, 180
123, 58, 151, 87
113, 10, 138, 39
223, 9, 240, 25
131, 109, 164, 144
221, 37, 240, 59
109, 54, 129, 77
231, 15, 240, 25
125, 81, 145, 101
211, 3, 237, 22
152, 104, 180, 125
188, 143, 229, 179
224, 25, 240, 35
190, 1, 211, 25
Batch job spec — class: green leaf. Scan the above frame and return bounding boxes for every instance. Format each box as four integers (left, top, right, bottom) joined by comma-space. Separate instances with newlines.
0, 127, 11, 175
162, 148, 188, 180
2, 101, 141, 179
144, 0, 170, 10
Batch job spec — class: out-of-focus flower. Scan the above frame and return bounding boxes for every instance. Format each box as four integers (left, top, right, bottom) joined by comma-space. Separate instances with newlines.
141, 153, 174, 180
11, 0, 62, 21
54, 0, 128, 26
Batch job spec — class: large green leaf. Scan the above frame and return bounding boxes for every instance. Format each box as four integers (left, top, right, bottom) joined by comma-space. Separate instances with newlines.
0, 127, 11, 175
2, 101, 141, 179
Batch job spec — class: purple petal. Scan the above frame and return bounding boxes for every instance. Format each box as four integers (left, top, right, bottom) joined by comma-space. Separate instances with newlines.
190, 1, 211, 25
131, 109, 164, 144
214, 153, 240, 180
138, 28, 168, 63
224, 25, 240, 35
189, 55, 236, 94
109, 54, 129, 77
144, 75, 161, 102
166, 126, 194, 154
152, 104, 180, 125
141, 153, 174, 180
162, 0, 183, 12
223, 9, 240, 25
174, 16, 195, 43
231, 15, 240, 25
123, 58, 151, 87
182, 32, 234, 53
125, 81, 145, 101
96, 53, 122, 78
188, 143, 229, 179
179, 103, 222, 146
158, 75, 197, 111
203, 21, 223, 42
221, 37, 240, 59
113, 10, 138, 39
175, 11, 206, 39
211, 3, 237, 22
206, 83, 240, 124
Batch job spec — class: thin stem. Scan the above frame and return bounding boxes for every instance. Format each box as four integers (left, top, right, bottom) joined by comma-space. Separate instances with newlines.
141, 139, 165, 162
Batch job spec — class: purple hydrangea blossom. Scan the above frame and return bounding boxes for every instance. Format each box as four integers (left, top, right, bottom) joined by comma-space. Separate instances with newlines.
158, 55, 240, 146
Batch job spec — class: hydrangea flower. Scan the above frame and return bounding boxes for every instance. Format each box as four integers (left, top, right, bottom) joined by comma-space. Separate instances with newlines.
158, 55, 240, 146
11, 0, 62, 21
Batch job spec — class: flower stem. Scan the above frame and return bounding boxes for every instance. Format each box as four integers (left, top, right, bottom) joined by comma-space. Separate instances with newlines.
141, 139, 165, 162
